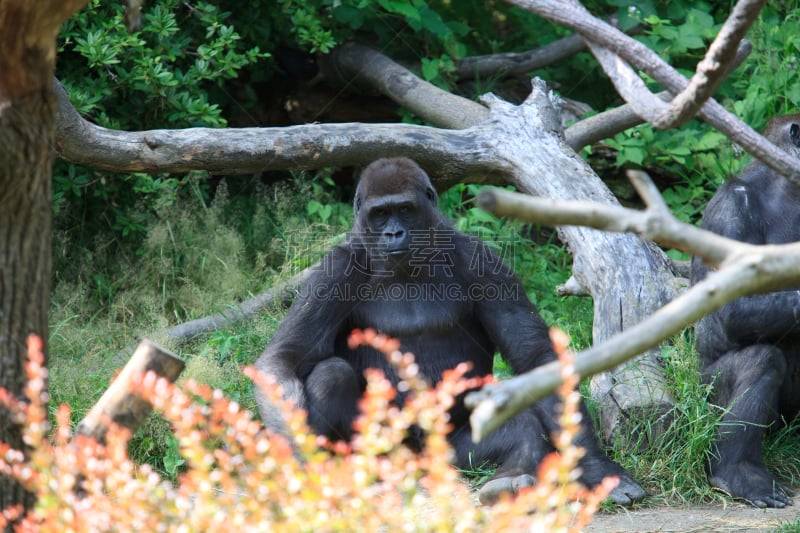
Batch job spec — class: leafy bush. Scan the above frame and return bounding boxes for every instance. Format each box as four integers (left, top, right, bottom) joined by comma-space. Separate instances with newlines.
2, 332, 611, 532
55, 0, 270, 243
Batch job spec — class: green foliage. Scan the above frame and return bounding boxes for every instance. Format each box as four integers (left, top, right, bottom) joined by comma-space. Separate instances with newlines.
56, 0, 270, 245
731, 3, 800, 127
59, 0, 268, 129
280, 0, 470, 59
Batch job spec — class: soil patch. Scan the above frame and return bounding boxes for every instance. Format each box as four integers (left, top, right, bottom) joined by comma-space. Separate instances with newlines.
586, 503, 800, 532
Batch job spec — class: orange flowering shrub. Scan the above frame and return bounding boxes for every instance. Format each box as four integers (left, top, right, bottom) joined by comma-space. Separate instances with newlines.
0, 331, 613, 532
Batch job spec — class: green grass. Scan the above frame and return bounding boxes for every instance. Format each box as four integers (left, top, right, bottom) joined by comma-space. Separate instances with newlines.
49, 172, 350, 475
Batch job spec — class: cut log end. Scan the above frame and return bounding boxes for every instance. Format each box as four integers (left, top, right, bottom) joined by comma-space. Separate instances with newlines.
75, 339, 185, 443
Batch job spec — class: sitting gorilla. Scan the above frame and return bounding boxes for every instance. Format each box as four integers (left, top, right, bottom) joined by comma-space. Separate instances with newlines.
255, 157, 645, 504
691, 115, 800, 508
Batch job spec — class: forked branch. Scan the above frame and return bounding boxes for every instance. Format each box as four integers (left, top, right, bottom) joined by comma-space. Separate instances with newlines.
466, 172, 800, 441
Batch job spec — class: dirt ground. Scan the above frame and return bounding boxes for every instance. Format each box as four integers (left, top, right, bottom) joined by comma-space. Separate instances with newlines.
586, 502, 800, 532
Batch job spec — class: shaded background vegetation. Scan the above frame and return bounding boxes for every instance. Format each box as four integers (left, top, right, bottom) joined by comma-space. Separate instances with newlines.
51, 0, 800, 504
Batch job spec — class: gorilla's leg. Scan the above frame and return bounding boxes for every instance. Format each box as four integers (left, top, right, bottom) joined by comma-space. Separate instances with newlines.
449, 407, 549, 505
305, 357, 361, 441
705, 344, 791, 508
534, 394, 647, 505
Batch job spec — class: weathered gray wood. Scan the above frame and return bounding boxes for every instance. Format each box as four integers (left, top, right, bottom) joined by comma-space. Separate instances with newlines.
512, 0, 800, 183
53, 79, 500, 190
75, 340, 184, 443
472, 83, 676, 443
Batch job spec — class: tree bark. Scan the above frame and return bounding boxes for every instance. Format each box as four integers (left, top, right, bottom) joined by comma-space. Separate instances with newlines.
0, 0, 88, 527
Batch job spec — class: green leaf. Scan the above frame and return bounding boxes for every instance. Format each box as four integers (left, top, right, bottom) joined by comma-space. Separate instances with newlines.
421, 58, 439, 81
376, 0, 421, 22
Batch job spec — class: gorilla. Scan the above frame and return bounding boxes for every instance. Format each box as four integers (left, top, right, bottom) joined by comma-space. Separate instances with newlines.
255, 156, 646, 504
691, 115, 800, 508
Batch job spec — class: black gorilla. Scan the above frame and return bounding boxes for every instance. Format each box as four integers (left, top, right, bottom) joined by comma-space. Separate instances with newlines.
255, 157, 645, 504
691, 115, 800, 508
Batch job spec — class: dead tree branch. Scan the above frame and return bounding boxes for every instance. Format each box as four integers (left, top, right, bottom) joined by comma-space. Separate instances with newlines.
329, 42, 489, 129
652, 0, 766, 128
466, 174, 800, 441
511, 0, 800, 182
454, 18, 641, 80
53, 79, 501, 189
564, 40, 751, 150
477, 171, 740, 268
455, 32, 587, 80
159, 268, 314, 344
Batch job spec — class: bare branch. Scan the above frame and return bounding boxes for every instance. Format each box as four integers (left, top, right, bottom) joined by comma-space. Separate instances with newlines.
476, 185, 743, 267
468, 181, 800, 441
511, 0, 800, 182
653, 0, 766, 128
564, 40, 751, 150
329, 43, 489, 129
53, 79, 501, 188
466, 252, 800, 440
626, 169, 669, 214
455, 32, 587, 80
160, 267, 314, 344
585, 42, 669, 123
454, 19, 642, 80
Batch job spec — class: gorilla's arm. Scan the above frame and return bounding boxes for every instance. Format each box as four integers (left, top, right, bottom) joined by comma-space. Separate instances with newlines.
255, 245, 363, 424
470, 240, 603, 449
469, 240, 556, 373
693, 179, 800, 344
711, 292, 800, 346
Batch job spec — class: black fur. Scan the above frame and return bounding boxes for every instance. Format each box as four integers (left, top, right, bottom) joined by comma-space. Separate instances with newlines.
255, 157, 645, 504
690, 115, 800, 508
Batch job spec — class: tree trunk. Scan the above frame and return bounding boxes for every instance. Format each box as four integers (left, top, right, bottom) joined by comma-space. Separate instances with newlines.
0, 1, 88, 527
0, 70, 55, 533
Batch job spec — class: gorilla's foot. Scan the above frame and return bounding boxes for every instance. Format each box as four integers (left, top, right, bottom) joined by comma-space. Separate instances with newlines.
709, 461, 792, 508
579, 457, 647, 506
477, 474, 534, 505
605, 473, 648, 506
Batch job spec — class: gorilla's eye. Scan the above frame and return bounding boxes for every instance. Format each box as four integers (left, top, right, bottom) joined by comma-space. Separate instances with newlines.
426, 188, 435, 201
370, 208, 389, 226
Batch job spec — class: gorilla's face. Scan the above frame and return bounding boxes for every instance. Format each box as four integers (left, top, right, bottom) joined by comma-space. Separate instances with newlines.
353, 158, 441, 267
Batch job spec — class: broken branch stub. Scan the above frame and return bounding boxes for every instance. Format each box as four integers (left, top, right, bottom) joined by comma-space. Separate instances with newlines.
75, 339, 185, 443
